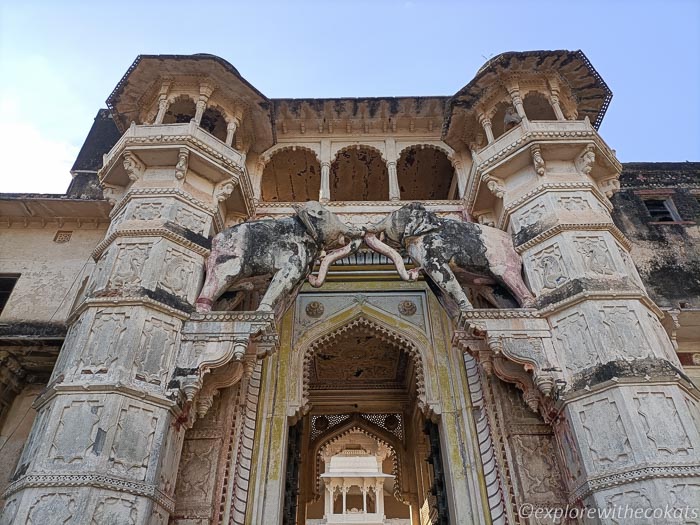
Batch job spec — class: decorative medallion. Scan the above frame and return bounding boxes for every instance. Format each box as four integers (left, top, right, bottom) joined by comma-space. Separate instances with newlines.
384, 414, 400, 431
398, 300, 417, 316
305, 301, 325, 318
314, 415, 329, 432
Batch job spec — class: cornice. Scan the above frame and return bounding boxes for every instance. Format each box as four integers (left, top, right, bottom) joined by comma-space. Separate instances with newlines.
514, 222, 632, 253
68, 294, 192, 324
91, 226, 210, 261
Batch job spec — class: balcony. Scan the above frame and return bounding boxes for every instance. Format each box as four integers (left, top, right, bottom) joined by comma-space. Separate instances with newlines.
473, 118, 620, 178
99, 121, 248, 188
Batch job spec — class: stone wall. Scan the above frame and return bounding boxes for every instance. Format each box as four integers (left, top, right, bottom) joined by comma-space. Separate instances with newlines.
612, 162, 700, 308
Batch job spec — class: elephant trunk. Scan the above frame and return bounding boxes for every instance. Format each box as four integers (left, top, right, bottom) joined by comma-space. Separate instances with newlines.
308, 239, 362, 287
364, 233, 418, 282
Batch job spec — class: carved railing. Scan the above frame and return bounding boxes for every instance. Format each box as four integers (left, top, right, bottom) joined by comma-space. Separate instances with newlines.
101, 121, 246, 177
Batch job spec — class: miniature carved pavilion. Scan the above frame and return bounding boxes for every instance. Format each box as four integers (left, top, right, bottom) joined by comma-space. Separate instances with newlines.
1, 50, 699, 525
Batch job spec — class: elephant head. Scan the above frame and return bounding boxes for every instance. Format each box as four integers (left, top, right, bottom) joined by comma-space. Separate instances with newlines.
365, 202, 441, 245
293, 201, 363, 249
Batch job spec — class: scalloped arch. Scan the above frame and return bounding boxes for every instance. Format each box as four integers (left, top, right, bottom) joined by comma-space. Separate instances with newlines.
312, 420, 406, 503
295, 305, 430, 418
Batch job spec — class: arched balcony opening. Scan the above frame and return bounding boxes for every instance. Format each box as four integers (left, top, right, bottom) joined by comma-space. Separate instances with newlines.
331, 146, 389, 201
162, 95, 196, 124
490, 100, 515, 140
396, 146, 455, 200
200, 106, 228, 142
523, 91, 557, 121
260, 148, 321, 202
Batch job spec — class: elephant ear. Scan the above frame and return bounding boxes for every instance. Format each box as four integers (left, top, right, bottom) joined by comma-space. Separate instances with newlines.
405, 209, 441, 237
294, 204, 320, 242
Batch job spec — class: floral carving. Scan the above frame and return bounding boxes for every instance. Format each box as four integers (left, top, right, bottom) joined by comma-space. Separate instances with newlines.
305, 301, 325, 318
398, 300, 417, 316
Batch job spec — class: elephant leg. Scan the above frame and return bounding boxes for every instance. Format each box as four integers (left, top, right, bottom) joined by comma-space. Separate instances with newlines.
196, 258, 242, 312
494, 267, 536, 308
424, 264, 474, 311
258, 259, 305, 312
407, 242, 473, 311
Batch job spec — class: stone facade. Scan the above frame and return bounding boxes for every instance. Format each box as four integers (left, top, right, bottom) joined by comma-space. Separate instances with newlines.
0, 50, 699, 524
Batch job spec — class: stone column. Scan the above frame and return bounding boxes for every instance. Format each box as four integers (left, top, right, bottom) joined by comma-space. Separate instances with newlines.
386, 138, 400, 201
225, 119, 239, 147
362, 485, 367, 513
376, 480, 384, 516
505, 82, 527, 120
193, 84, 214, 125
478, 113, 495, 144
342, 484, 347, 514
320, 139, 331, 203
0, 147, 234, 523
473, 140, 700, 515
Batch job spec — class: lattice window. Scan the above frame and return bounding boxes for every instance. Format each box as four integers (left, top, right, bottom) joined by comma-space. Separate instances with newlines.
361, 413, 404, 440
310, 414, 350, 441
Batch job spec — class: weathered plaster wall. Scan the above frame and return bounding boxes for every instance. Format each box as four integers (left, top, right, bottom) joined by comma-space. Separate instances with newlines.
0, 225, 106, 323
0, 385, 42, 506
611, 163, 700, 308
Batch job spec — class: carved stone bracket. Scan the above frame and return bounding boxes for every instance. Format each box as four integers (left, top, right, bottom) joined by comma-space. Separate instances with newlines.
171, 311, 278, 422
174, 148, 189, 180
452, 309, 565, 418
598, 176, 621, 198
483, 175, 505, 199
122, 150, 145, 182
530, 144, 546, 176
575, 144, 596, 176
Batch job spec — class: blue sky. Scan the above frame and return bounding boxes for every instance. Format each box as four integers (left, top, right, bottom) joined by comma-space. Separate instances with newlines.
1, 0, 698, 193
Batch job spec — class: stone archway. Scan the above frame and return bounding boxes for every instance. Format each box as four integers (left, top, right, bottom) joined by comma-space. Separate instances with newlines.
285, 308, 440, 525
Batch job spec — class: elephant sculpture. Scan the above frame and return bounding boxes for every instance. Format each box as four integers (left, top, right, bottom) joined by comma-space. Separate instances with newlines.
196, 201, 362, 315
364, 202, 535, 315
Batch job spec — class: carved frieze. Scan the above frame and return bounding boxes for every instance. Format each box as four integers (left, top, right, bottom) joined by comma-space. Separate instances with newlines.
600, 305, 651, 361
634, 392, 692, 456
91, 496, 139, 524
174, 205, 208, 235
578, 397, 632, 470
50, 399, 103, 464
134, 317, 178, 386
511, 434, 565, 502
132, 202, 164, 221
109, 404, 158, 480
160, 247, 198, 301
553, 311, 600, 374
27, 493, 76, 525
175, 439, 218, 503
574, 236, 616, 276
108, 244, 152, 290
79, 312, 129, 374
531, 243, 569, 292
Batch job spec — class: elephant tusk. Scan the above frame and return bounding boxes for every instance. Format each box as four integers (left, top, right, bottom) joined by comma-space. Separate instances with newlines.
364, 233, 417, 282
307, 240, 359, 287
